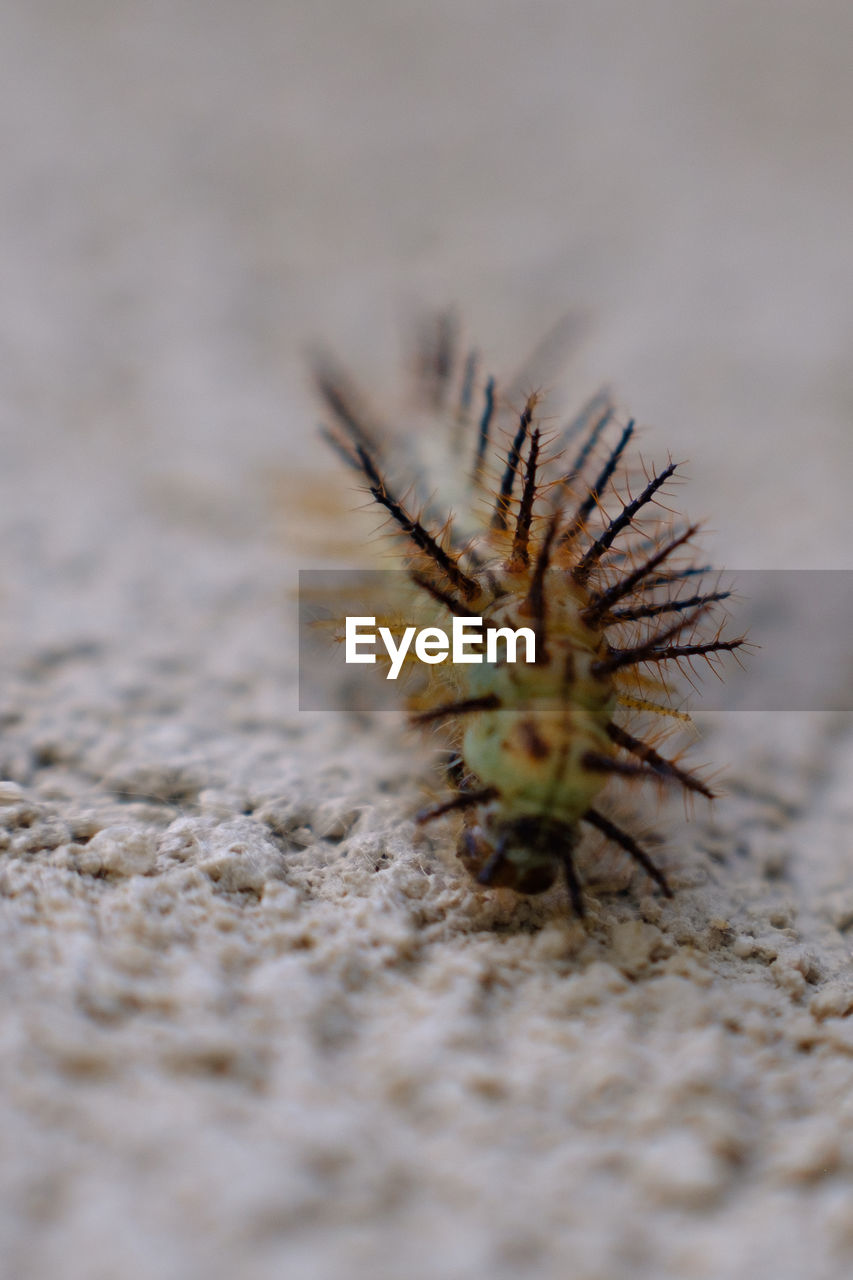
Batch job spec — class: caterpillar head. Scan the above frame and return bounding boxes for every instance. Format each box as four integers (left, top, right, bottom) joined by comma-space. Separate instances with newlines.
459, 812, 578, 897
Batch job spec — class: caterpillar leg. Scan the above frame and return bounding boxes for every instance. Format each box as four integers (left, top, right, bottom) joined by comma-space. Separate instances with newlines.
476, 840, 508, 887
560, 847, 585, 918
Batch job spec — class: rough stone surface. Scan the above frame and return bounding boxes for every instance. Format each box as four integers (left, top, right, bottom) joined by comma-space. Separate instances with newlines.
1, 3, 852, 1278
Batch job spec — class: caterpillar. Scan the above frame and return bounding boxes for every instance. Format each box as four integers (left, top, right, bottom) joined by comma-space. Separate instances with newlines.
313, 311, 747, 916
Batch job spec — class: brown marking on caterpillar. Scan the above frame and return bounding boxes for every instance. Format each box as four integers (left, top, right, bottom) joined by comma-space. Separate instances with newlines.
519, 717, 552, 761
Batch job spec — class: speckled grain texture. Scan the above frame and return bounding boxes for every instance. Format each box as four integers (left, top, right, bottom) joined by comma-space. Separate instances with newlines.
2, 3, 853, 1278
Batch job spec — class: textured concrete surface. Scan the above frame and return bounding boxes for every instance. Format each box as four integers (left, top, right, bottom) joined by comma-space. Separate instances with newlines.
1, 3, 852, 1278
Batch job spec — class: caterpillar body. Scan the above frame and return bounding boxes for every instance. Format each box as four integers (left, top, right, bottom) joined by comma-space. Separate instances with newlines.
314, 312, 746, 916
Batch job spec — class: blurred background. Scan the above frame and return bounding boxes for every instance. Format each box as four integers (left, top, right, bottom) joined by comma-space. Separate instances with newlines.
1, 0, 851, 580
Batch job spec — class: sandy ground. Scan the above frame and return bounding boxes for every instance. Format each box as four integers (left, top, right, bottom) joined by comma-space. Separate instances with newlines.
1, 3, 853, 1278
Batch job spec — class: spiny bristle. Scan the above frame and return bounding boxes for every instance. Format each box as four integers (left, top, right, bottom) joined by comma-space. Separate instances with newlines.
596, 630, 746, 678
606, 588, 731, 625
580, 751, 666, 781
432, 310, 458, 409
563, 419, 635, 543
562, 395, 614, 481
312, 354, 384, 458
582, 808, 673, 897
615, 693, 687, 719
583, 523, 700, 621
456, 348, 478, 425
508, 428, 542, 569
642, 563, 713, 588
606, 722, 714, 798
471, 376, 496, 485
350, 444, 480, 600
520, 510, 561, 663
415, 787, 497, 823
573, 460, 681, 583
492, 393, 539, 531
409, 571, 478, 618
410, 693, 501, 726
413, 308, 459, 411
593, 602, 713, 676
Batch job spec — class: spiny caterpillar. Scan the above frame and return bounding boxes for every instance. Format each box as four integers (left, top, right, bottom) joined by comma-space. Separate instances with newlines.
314, 311, 746, 916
